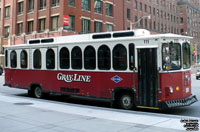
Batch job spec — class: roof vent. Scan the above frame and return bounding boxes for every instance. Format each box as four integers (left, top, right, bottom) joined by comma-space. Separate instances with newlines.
113, 31, 134, 38
92, 33, 111, 39
41, 38, 54, 43
29, 40, 40, 44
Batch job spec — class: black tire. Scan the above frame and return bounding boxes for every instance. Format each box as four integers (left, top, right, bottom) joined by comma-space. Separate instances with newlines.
118, 93, 134, 110
33, 86, 43, 98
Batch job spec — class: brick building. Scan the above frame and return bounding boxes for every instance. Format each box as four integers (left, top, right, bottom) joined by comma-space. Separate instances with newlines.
0, 0, 200, 65
177, 0, 200, 61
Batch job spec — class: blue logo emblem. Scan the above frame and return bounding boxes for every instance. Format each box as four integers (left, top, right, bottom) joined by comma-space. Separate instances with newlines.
111, 75, 123, 83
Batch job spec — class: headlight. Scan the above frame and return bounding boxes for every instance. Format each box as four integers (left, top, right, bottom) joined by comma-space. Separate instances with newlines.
169, 87, 173, 94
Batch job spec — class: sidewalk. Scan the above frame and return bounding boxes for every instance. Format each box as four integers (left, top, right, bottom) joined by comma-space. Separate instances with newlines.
0, 93, 198, 132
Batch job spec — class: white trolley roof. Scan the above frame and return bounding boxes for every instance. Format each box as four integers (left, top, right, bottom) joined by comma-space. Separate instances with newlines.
4, 29, 192, 48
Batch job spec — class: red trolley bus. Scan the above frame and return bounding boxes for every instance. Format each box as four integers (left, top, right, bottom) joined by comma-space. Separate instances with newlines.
4, 29, 197, 110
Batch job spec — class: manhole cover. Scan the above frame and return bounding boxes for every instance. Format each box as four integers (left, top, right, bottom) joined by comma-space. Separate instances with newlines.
14, 102, 33, 105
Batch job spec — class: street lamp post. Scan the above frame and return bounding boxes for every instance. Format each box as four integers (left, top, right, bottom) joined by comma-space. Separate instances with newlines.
129, 15, 151, 30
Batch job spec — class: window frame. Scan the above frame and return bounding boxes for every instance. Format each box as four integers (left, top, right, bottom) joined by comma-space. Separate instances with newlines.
28, 0, 34, 12
59, 47, 70, 69
182, 42, 191, 69
71, 46, 82, 69
46, 49, 55, 69
98, 45, 111, 70
51, 15, 59, 31
106, 3, 113, 17
82, 0, 90, 11
33, 49, 42, 69
84, 46, 96, 70
10, 50, 17, 68
20, 50, 28, 69
113, 44, 127, 71
17, 1, 24, 15
5, 6, 10, 18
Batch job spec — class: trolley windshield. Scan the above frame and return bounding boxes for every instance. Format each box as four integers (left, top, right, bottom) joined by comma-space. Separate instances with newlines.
162, 42, 182, 71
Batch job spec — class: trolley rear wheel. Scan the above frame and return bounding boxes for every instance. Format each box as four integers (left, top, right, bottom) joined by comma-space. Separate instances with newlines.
33, 86, 43, 98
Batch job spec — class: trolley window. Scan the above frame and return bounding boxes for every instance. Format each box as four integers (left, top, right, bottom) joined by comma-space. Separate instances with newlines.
20, 50, 28, 68
10, 50, 17, 68
71, 46, 82, 69
182, 42, 191, 69
5, 50, 8, 67
113, 44, 127, 70
46, 49, 55, 69
60, 47, 70, 69
33, 49, 42, 69
98, 45, 111, 70
162, 43, 181, 71
129, 44, 135, 70
84, 46, 96, 70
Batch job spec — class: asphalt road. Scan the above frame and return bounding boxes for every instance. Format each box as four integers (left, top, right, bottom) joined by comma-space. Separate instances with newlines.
0, 74, 199, 118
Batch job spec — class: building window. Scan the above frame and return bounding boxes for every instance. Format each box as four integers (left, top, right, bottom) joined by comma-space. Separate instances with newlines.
153, 21, 156, 30
4, 26, 10, 38
69, 0, 75, 7
27, 21, 34, 34
134, 0, 137, 10
51, 16, 59, 31
51, 0, 59, 7
149, 20, 152, 30
145, 18, 147, 28
94, 21, 102, 33
129, 44, 135, 70
5, 6, 10, 18
145, 4, 147, 13
106, 3, 113, 17
84, 46, 96, 70
69, 15, 75, 31
153, 8, 155, 16
71, 46, 82, 69
82, 0, 90, 11
94, 0, 102, 14
28, 0, 34, 12
149, 6, 151, 14
139, 17, 143, 28
17, 23, 23, 36
18, 2, 24, 15
46, 49, 55, 69
127, 8, 130, 20
180, 29, 184, 34
10, 50, 17, 68
180, 17, 184, 24
39, 0, 46, 10
106, 24, 113, 32
38, 18, 46, 32
60, 47, 70, 69
33, 49, 41, 69
139, 2, 142, 11
98, 45, 111, 70
113, 44, 127, 70
20, 50, 28, 69
157, 9, 159, 17
81, 18, 90, 33
134, 16, 138, 27
179, 6, 183, 13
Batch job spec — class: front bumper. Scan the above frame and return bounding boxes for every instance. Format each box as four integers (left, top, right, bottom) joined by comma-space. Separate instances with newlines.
161, 95, 198, 109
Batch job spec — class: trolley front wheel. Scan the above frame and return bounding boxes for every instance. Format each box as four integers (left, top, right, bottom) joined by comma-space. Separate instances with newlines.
119, 93, 134, 110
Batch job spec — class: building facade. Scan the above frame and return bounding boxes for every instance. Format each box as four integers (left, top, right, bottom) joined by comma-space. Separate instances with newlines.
0, 0, 200, 65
